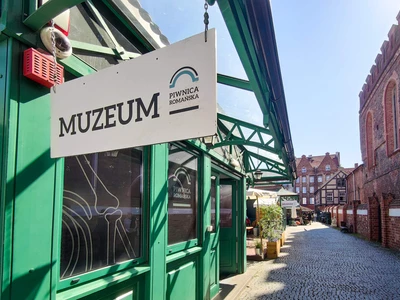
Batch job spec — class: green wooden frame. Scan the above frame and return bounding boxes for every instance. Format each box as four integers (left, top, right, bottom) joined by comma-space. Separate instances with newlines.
0, 37, 16, 300
166, 142, 201, 256
0, 0, 296, 299
56, 147, 151, 292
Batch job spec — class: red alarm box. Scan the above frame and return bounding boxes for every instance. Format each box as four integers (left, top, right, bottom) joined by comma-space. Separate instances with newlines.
23, 48, 64, 88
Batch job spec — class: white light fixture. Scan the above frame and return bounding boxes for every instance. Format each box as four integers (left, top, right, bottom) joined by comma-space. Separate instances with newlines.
105, 150, 119, 157
40, 27, 72, 59
254, 169, 263, 180
202, 134, 217, 147
229, 158, 240, 168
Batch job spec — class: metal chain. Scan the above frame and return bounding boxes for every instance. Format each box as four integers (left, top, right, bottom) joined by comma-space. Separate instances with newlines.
204, 2, 209, 42
50, 19, 57, 92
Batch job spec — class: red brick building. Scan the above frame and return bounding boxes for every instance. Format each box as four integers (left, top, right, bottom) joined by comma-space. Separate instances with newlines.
354, 11, 400, 250
294, 152, 341, 210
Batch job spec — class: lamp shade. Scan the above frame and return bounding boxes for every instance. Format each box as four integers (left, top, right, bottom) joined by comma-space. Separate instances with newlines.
202, 135, 217, 147
254, 169, 263, 180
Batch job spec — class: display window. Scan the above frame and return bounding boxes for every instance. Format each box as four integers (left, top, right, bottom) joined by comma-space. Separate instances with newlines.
60, 147, 146, 281
167, 144, 199, 253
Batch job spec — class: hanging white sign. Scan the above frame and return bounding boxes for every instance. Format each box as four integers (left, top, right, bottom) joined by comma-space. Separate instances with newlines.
280, 200, 299, 208
51, 29, 217, 158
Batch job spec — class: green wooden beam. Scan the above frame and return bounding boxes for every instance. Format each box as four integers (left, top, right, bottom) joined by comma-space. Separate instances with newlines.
217, 73, 253, 92
70, 40, 116, 56
24, 0, 86, 32
70, 40, 140, 59
217, 0, 287, 170
58, 54, 96, 77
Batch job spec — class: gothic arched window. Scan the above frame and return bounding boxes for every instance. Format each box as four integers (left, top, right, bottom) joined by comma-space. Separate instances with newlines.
384, 80, 399, 155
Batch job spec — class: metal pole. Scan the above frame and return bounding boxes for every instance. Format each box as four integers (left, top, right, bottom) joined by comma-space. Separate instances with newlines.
257, 195, 263, 258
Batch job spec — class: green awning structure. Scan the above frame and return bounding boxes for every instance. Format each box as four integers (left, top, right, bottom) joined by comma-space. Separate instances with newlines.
215, 113, 290, 182
11, 0, 296, 182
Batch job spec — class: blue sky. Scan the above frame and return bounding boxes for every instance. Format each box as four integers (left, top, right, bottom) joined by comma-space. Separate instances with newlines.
140, 0, 400, 168
271, 0, 400, 168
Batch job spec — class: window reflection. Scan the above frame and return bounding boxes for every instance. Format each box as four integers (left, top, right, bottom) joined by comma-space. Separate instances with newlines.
60, 148, 143, 279
220, 185, 232, 228
211, 177, 216, 233
168, 145, 198, 245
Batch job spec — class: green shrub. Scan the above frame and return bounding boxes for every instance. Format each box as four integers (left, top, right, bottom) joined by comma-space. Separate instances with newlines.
255, 241, 261, 249
259, 204, 284, 242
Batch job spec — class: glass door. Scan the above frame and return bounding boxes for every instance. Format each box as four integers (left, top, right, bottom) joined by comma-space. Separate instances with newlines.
209, 174, 220, 298
219, 179, 237, 274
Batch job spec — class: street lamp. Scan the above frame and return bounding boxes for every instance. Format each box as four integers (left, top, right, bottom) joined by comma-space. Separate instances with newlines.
202, 134, 217, 147
254, 169, 263, 180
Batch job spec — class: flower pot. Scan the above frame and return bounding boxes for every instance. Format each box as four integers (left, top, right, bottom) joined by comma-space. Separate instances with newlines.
253, 227, 258, 237
266, 241, 280, 259
255, 248, 261, 255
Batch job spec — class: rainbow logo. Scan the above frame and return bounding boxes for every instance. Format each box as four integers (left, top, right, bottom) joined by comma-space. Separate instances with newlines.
169, 66, 199, 89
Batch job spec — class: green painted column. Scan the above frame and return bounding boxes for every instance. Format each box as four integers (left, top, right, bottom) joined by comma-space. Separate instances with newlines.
238, 177, 246, 274
147, 143, 168, 300
8, 39, 57, 300
0, 37, 16, 300
199, 155, 211, 299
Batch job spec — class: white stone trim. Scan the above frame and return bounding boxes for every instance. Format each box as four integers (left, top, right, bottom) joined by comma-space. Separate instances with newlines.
357, 209, 368, 216
346, 210, 353, 215
389, 208, 400, 217
338, 209, 343, 214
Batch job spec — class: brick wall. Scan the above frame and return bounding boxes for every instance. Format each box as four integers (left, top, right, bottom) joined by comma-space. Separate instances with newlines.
357, 214, 369, 238
359, 12, 400, 250
368, 196, 380, 242
338, 207, 344, 226
347, 165, 365, 204
388, 216, 400, 250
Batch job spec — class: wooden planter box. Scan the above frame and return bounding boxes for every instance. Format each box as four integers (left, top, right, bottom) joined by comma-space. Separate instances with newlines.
280, 231, 286, 246
266, 241, 280, 258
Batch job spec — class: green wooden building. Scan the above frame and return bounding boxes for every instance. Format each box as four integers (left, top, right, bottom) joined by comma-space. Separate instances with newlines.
0, 0, 296, 299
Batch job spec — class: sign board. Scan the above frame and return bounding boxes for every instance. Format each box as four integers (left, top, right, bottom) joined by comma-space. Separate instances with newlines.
51, 29, 217, 158
280, 200, 299, 208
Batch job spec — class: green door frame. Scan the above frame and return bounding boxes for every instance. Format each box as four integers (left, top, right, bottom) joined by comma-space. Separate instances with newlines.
219, 178, 238, 274
209, 171, 220, 299
211, 163, 246, 276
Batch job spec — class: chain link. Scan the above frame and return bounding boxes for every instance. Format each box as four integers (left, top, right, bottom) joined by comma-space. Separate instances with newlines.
204, 2, 209, 42
50, 19, 57, 92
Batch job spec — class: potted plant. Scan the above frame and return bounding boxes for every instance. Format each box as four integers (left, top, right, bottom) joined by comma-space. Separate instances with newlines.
252, 220, 259, 237
255, 241, 261, 255
259, 204, 284, 259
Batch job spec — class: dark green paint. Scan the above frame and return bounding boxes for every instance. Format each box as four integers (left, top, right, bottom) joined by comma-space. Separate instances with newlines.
148, 143, 168, 300
24, 0, 86, 31
217, 73, 253, 92
0, 0, 295, 299
9, 40, 57, 300
167, 260, 197, 300
0, 37, 13, 300
219, 179, 237, 274
209, 171, 220, 298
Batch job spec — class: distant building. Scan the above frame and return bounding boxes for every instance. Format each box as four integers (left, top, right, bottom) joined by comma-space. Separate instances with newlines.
315, 169, 351, 210
294, 152, 342, 210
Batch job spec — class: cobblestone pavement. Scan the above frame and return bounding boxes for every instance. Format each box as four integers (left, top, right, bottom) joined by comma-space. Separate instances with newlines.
239, 222, 400, 300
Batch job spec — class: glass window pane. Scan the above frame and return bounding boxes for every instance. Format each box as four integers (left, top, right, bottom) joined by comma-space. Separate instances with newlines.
61, 148, 143, 279
218, 85, 262, 125
211, 177, 216, 233
220, 185, 232, 228
168, 145, 198, 245
138, 1, 248, 80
